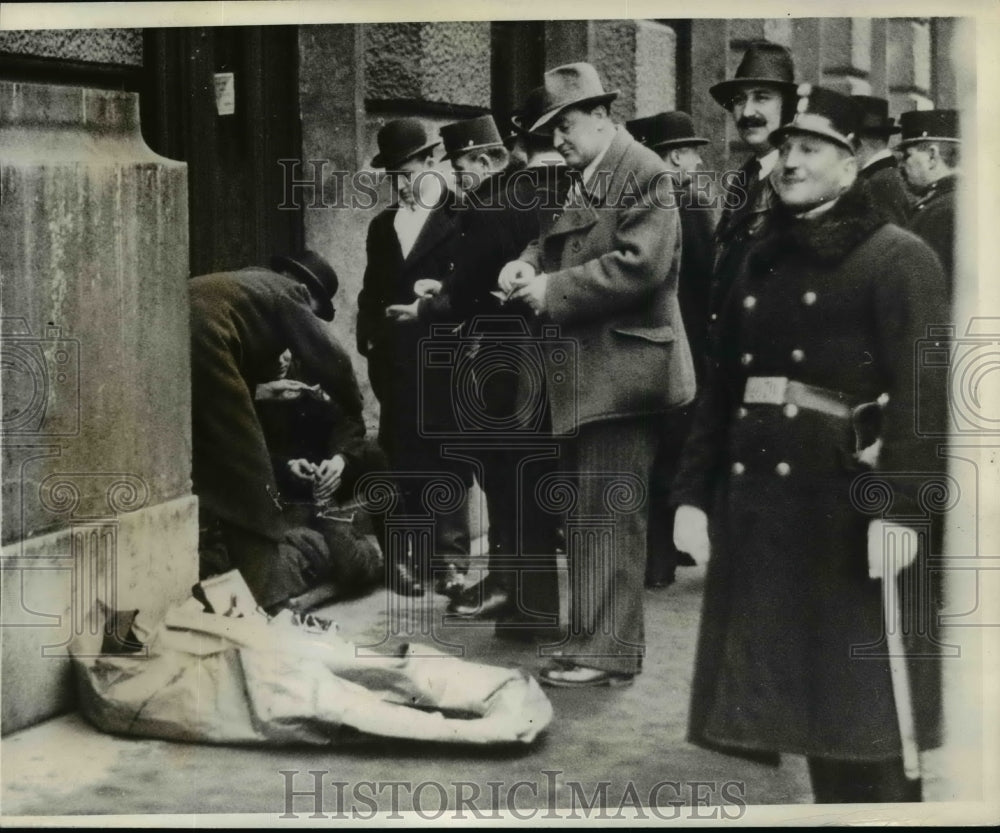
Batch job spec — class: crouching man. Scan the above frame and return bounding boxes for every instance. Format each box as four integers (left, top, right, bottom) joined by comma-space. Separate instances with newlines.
671, 86, 949, 803
189, 250, 364, 613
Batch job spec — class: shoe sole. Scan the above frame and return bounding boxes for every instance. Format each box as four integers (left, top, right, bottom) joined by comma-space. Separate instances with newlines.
538, 673, 635, 689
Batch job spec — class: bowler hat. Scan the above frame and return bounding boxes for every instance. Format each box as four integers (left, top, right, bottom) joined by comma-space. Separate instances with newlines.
270, 250, 338, 321
851, 95, 900, 135
529, 63, 619, 132
897, 109, 960, 148
372, 118, 440, 170
709, 41, 797, 108
769, 83, 861, 153
511, 86, 555, 136
440, 115, 505, 160
625, 111, 709, 150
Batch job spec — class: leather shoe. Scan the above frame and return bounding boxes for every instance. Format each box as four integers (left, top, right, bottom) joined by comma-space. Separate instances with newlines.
389, 562, 425, 597
432, 564, 466, 599
538, 664, 634, 688
448, 585, 510, 618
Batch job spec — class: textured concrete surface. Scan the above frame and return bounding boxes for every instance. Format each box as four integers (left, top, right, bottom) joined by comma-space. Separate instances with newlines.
365, 22, 490, 108
1, 496, 199, 733
1, 81, 195, 732
0, 29, 143, 66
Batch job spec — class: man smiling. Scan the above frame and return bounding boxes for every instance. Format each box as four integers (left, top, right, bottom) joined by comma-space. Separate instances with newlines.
672, 84, 949, 804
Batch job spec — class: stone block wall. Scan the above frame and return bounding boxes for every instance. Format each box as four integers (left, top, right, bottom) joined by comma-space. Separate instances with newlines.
1, 82, 198, 733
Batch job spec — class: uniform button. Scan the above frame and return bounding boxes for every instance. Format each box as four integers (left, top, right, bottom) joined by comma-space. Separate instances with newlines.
783, 403, 799, 418
743, 295, 757, 310
710, 313, 718, 322
731, 462, 745, 475
791, 349, 805, 363
775, 461, 791, 476
740, 352, 754, 366
736, 406, 748, 419
802, 291, 817, 306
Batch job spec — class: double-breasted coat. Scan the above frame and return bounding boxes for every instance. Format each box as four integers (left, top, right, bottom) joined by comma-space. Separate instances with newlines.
672, 181, 949, 762
356, 192, 463, 462
518, 127, 697, 435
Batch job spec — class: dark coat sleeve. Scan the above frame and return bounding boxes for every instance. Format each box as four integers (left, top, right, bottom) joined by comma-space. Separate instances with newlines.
870, 230, 950, 517
909, 199, 955, 294
678, 202, 716, 382
357, 213, 391, 356
865, 167, 913, 226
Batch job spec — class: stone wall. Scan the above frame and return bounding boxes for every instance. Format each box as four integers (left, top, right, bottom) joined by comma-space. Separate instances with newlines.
0, 81, 198, 733
0, 29, 143, 66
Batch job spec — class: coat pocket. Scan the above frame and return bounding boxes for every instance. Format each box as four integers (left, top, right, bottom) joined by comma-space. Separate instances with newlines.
611, 325, 676, 344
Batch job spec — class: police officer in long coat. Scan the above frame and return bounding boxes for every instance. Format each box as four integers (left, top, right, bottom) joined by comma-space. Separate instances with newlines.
672, 86, 949, 803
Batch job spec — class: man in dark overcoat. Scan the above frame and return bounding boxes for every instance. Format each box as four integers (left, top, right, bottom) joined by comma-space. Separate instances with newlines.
852, 95, 912, 225
900, 109, 960, 296
356, 119, 473, 597
708, 42, 797, 341
626, 110, 715, 587
501, 63, 697, 687
388, 112, 564, 636
189, 250, 363, 612
672, 85, 949, 803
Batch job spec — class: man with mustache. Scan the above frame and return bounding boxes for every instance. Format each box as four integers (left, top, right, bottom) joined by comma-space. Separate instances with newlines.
707, 42, 797, 354
672, 85, 948, 803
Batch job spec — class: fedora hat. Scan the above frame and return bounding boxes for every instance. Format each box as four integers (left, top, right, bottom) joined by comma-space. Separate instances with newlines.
511, 86, 555, 136
371, 118, 440, 170
529, 63, 619, 133
769, 84, 860, 153
625, 111, 709, 150
897, 109, 960, 148
851, 95, 901, 135
440, 115, 505, 160
270, 250, 338, 321
709, 41, 797, 108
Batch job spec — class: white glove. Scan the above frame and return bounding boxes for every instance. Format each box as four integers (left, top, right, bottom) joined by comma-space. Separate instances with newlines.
867, 519, 919, 580
673, 505, 710, 566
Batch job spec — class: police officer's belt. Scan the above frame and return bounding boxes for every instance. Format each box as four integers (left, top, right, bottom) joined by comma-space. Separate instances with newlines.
743, 377, 852, 419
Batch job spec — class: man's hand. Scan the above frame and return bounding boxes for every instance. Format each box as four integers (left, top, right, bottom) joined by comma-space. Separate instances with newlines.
255, 379, 312, 401
673, 505, 710, 566
510, 273, 549, 315
413, 279, 442, 298
385, 300, 420, 322
313, 454, 347, 502
867, 519, 919, 580
288, 458, 317, 482
498, 260, 537, 295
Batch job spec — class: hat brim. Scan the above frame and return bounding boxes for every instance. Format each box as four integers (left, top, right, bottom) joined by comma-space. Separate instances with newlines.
769, 123, 855, 153
896, 135, 961, 148
510, 113, 554, 137
442, 141, 505, 161
271, 255, 336, 321
529, 91, 620, 133
709, 78, 797, 108
371, 140, 441, 170
649, 136, 710, 150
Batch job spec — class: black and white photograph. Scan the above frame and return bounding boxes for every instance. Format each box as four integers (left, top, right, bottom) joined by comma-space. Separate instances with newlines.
1, 0, 997, 825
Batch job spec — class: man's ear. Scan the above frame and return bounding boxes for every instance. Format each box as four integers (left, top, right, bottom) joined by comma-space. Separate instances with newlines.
926, 143, 941, 168
668, 148, 683, 168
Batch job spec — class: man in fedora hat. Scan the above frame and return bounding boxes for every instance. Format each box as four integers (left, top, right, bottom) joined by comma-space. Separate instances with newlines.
708, 41, 798, 339
852, 95, 912, 225
672, 84, 948, 803
357, 118, 473, 598
190, 249, 367, 613
899, 109, 961, 293
499, 62, 697, 687
388, 112, 563, 635
626, 110, 714, 589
